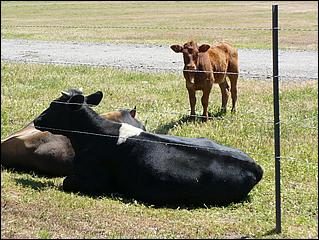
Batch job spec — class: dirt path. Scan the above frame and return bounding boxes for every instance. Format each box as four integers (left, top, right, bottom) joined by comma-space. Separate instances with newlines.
1, 39, 318, 80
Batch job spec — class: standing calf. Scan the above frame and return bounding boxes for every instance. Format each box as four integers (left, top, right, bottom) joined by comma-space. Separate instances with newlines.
171, 40, 239, 121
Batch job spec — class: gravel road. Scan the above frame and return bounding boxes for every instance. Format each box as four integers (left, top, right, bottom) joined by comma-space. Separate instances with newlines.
1, 39, 318, 80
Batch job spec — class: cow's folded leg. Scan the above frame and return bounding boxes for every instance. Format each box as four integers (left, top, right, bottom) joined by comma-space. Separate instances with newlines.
63, 174, 114, 195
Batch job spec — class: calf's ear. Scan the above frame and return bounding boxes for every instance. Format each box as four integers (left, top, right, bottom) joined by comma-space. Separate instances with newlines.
86, 91, 103, 106
170, 45, 183, 53
68, 95, 85, 111
198, 44, 210, 53
130, 106, 137, 118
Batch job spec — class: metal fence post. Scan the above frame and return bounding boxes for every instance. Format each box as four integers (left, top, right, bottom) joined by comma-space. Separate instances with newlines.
272, 4, 281, 234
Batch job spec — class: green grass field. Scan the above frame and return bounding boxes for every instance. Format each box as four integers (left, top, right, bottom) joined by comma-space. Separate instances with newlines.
1, 62, 318, 239
1, 1, 318, 50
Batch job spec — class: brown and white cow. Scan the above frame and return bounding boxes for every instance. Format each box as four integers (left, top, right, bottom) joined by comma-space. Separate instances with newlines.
171, 40, 239, 121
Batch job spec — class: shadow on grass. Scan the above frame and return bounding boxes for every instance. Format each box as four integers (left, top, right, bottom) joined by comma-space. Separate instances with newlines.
208, 108, 228, 118
14, 177, 56, 191
260, 228, 281, 237
153, 114, 192, 134
154, 109, 227, 135
122, 194, 253, 210
7, 166, 254, 210
229, 228, 279, 239
58, 181, 253, 210
1, 165, 63, 179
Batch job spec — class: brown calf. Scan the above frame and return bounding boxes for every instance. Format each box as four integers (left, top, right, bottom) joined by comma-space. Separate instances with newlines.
170, 40, 239, 121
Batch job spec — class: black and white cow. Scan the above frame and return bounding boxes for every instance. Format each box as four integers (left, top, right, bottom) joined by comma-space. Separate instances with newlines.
1, 89, 146, 176
34, 91, 263, 206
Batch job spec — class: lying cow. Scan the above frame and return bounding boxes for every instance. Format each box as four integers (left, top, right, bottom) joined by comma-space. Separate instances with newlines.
1, 89, 146, 177
34, 90, 263, 206
171, 40, 239, 121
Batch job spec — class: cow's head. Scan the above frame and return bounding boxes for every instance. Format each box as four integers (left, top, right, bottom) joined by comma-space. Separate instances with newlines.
60, 88, 103, 107
34, 90, 103, 135
170, 40, 211, 71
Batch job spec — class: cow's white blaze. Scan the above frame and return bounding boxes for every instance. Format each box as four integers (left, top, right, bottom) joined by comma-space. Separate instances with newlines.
117, 123, 143, 145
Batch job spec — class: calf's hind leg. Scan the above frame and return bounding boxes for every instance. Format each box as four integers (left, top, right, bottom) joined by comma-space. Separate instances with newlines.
219, 81, 229, 113
227, 59, 239, 113
228, 73, 238, 113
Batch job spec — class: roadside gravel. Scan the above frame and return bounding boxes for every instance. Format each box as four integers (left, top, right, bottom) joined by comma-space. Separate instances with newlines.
1, 39, 318, 80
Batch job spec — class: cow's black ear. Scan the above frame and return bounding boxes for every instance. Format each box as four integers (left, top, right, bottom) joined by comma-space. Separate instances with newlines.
68, 95, 85, 111
170, 45, 183, 53
86, 91, 103, 106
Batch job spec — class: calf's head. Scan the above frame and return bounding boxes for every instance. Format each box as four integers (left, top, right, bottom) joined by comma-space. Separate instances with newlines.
101, 106, 146, 131
170, 40, 211, 71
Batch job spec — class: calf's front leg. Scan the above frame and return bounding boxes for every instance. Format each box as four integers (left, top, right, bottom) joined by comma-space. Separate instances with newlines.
201, 88, 211, 122
187, 88, 196, 121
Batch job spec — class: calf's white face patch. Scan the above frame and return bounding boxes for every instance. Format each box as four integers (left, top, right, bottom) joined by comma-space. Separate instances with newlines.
117, 123, 143, 145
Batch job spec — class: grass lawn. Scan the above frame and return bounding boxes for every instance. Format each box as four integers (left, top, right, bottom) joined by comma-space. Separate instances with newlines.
1, 62, 317, 239
1, 1, 318, 50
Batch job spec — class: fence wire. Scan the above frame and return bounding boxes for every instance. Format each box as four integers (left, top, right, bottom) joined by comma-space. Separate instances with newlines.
4, 112, 317, 133
1, 58, 318, 81
32, 125, 316, 166
3, 100, 317, 164
1, 25, 318, 32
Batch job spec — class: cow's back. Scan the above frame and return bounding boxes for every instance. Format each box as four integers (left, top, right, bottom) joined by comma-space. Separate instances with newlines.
112, 132, 263, 205
208, 42, 238, 76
